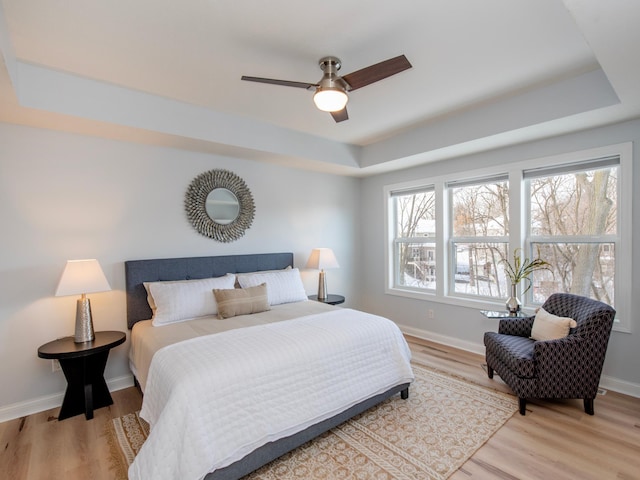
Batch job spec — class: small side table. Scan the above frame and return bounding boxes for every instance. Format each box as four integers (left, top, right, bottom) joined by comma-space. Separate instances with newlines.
308, 294, 345, 305
38, 330, 126, 421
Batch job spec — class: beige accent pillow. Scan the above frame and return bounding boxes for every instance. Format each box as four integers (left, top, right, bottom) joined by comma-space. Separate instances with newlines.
214, 283, 270, 319
531, 307, 578, 341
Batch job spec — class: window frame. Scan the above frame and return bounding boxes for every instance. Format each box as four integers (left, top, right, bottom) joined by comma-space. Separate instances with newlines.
523, 157, 620, 308
384, 143, 632, 333
387, 184, 437, 293
447, 175, 510, 302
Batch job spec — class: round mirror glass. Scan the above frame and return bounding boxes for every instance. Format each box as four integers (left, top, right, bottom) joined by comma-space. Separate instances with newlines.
205, 188, 240, 225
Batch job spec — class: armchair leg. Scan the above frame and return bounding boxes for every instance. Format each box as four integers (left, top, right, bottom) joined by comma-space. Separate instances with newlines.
487, 365, 494, 379
584, 398, 594, 415
518, 398, 527, 415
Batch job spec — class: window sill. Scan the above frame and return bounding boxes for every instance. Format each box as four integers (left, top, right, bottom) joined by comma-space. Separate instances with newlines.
385, 286, 629, 333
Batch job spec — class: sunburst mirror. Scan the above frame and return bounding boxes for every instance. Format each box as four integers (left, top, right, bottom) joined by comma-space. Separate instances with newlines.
185, 169, 255, 242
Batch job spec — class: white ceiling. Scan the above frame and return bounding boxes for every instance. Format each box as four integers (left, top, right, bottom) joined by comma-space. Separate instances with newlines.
0, 0, 639, 176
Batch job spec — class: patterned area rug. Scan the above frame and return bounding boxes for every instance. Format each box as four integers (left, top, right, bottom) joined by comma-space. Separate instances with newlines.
106, 364, 516, 479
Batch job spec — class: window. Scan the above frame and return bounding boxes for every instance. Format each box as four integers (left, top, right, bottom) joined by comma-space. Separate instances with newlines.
525, 157, 619, 307
389, 186, 436, 291
449, 176, 509, 300
385, 143, 631, 332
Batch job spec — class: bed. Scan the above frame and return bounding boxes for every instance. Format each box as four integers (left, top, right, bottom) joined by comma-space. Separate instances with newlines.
124, 252, 414, 480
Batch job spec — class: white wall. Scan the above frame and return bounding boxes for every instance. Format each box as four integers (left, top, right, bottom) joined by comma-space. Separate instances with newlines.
359, 118, 640, 395
0, 123, 359, 420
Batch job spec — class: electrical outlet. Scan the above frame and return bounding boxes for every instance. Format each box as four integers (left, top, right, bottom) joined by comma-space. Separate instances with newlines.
51, 359, 61, 372
427, 309, 434, 319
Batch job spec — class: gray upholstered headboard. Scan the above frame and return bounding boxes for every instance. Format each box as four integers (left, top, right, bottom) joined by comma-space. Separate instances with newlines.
124, 252, 294, 329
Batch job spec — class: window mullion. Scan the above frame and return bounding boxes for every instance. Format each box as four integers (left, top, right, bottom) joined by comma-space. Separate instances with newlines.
509, 169, 523, 255
435, 181, 446, 297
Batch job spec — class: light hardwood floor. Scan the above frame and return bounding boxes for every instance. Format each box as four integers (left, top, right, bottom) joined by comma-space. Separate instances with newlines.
1, 337, 639, 479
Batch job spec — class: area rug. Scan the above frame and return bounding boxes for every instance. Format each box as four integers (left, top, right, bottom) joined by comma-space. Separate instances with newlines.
106, 364, 517, 479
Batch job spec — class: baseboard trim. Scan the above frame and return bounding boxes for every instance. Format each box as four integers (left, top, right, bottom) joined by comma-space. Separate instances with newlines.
0, 374, 134, 424
599, 376, 640, 398
400, 324, 486, 356
399, 323, 640, 398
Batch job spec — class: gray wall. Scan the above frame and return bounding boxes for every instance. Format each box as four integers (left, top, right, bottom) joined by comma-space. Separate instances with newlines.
358, 118, 640, 393
0, 123, 359, 419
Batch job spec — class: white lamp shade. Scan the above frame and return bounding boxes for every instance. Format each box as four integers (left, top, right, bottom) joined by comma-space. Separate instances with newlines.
55, 259, 111, 296
313, 88, 348, 112
305, 248, 340, 270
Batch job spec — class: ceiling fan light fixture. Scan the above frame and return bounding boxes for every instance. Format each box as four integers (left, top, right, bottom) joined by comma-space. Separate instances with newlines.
242, 54, 411, 122
313, 87, 348, 112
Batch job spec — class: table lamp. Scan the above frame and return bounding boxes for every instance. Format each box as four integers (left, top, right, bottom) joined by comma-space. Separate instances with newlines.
305, 248, 340, 300
55, 259, 111, 343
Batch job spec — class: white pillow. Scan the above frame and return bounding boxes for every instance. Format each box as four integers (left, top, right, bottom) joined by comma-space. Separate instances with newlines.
143, 275, 235, 311
145, 274, 236, 326
237, 268, 307, 305
235, 266, 291, 287
530, 307, 577, 341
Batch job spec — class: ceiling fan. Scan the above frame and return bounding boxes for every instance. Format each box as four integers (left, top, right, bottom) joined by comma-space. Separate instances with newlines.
241, 55, 412, 123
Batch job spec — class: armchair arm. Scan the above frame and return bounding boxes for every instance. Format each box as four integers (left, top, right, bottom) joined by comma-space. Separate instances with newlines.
498, 316, 535, 337
533, 335, 602, 398
534, 334, 585, 363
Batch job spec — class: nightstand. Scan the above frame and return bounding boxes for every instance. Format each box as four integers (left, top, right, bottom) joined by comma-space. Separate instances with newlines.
308, 294, 345, 305
38, 330, 126, 421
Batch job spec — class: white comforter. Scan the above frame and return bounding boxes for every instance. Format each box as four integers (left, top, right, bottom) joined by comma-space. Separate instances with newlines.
128, 308, 414, 480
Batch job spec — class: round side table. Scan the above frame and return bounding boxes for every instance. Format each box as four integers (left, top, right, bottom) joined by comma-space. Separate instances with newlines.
38, 331, 126, 421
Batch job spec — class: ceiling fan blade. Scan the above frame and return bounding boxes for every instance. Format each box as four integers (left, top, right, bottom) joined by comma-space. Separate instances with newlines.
241, 76, 316, 89
331, 108, 349, 123
341, 55, 412, 91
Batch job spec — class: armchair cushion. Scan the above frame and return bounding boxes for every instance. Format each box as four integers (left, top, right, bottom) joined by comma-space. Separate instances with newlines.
484, 332, 536, 378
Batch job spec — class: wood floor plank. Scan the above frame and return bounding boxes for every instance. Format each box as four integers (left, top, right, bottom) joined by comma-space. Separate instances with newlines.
1, 336, 638, 479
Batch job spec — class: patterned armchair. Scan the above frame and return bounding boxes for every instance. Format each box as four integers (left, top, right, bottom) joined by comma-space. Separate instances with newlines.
484, 293, 615, 415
